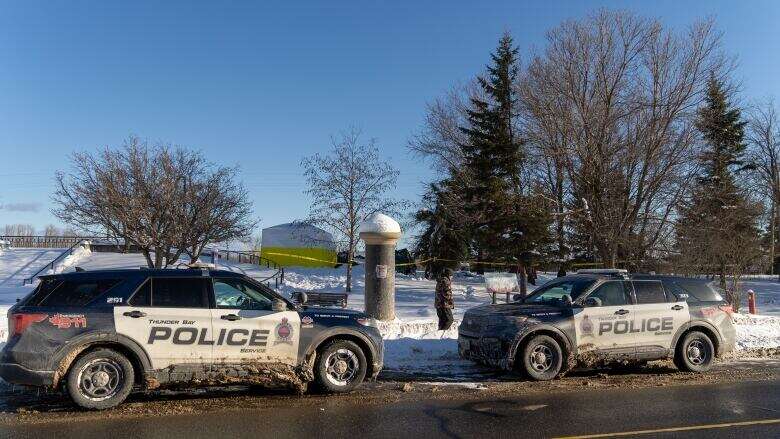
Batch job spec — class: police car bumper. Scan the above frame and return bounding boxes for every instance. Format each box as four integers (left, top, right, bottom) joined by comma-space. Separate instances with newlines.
0, 363, 55, 387
458, 335, 511, 370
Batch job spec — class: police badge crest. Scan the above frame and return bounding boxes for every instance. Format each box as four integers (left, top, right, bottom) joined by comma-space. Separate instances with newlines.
274, 317, 294, 345
580, 314, 593, 336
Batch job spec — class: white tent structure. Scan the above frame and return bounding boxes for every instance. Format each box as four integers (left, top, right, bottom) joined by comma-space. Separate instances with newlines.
260, 223, 337, 268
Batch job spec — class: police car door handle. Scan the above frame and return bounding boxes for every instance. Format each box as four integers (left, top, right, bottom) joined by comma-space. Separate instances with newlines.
221, 314, 242, 321
671, 305, 684, 311
123, 310, 146, 318
614, 309, 630, 315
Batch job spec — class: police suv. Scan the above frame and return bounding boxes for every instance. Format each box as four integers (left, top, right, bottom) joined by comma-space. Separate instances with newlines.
1, 268, 383, 409
459, 270, 736, 380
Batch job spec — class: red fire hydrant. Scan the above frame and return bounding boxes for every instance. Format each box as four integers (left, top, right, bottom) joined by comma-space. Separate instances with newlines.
747, 289, 757, 315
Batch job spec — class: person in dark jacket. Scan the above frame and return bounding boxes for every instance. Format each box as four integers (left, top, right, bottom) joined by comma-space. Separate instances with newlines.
435, 268, 454, 331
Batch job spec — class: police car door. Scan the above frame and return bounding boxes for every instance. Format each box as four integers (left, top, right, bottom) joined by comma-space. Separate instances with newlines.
630, 280, 689, 357
210, 277, 300, 366
573, 280, 636, 359
114, 277, 213, 369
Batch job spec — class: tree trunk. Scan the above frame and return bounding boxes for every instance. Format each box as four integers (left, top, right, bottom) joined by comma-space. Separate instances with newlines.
518, 261, 527, 299
142, 249, 154, 268
346, 239, 354, 293
772, 198, 777, 277
718, 263, 728, 295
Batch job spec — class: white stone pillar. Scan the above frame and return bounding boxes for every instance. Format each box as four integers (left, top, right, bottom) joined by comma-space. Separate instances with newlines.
358, 213, 401, 321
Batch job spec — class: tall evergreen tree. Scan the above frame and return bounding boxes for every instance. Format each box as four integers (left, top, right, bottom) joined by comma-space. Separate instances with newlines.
413, 180, 469, 277
676, 76, 761, 310
458, 33, 551, 278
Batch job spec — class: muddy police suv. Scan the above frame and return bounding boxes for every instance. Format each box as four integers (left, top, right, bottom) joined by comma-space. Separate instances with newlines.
459, 269, 736, 380
1, 268, 383, 409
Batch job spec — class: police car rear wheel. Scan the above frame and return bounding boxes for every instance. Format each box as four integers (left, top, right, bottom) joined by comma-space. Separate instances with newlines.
675, 331, 714, 372
315, 340, 367, 393
522, 335, 563, 381
66, 348, 134, 410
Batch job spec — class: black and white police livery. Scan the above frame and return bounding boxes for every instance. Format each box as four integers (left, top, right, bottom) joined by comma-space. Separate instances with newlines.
459, 269, 736, 380
1, 268, 383, 409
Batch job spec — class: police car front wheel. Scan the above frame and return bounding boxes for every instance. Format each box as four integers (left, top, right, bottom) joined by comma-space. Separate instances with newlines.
314, 340, 367, 393
521, 335, 563, 381
66, 348, 135, 410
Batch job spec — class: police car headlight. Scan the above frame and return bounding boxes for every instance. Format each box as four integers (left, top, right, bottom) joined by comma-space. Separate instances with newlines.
357, 317, 378, 327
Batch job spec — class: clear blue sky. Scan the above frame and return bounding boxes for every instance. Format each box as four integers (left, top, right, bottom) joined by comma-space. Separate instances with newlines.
1, 1, 779, 242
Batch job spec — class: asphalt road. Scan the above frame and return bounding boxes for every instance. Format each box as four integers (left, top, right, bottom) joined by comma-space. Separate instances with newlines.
3, 379, 780, 439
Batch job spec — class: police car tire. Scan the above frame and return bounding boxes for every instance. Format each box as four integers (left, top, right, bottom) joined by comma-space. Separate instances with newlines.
522, 335, 563, 381
66, 348, 134, 410
314, 340, 367, 393
675, 331, 714, 373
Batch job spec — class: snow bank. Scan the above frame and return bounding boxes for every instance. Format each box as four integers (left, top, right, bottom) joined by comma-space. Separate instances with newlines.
0, 305, 8, 350
732, 313, 780, 350
48, 245, 91, 275
377, 318, 476, 376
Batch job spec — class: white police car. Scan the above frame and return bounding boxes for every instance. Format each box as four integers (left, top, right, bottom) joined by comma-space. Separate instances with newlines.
1, 268, 383, 409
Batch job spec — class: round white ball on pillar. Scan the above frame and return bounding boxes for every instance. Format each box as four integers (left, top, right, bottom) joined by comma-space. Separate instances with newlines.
358, 213, 401, 244
359, 213, 401, 321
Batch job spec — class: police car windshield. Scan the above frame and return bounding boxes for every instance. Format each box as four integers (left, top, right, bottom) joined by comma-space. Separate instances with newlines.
524, 278, 596, 306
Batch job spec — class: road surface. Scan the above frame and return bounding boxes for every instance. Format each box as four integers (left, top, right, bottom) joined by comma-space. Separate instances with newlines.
2, 378, 780, 438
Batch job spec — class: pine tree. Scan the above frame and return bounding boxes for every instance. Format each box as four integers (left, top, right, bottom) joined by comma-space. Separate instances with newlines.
458, 33, 551, 278
676, 76, 761, 310
413, 180, 469, 277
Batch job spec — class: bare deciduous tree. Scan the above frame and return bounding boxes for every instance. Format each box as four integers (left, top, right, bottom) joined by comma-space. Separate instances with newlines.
43, 224, 61, 236
2, 224, 36, 236
747, 100, 780, 274
521, 10, 729, 268
53, 136, 257, 268
302, 128, 406, 292
408, 83, 477, 174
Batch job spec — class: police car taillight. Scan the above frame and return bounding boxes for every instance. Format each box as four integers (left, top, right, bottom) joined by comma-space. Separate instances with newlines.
9, 313, 48, 336
718, 304, 734, 315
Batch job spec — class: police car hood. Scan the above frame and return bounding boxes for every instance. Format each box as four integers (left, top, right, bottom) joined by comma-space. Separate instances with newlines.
301, 307, 366, 317
465, 302, 561, 318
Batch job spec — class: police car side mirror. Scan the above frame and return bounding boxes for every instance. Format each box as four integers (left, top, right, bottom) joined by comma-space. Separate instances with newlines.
272, 299, 287, 312
584, 297, 602, 307
562, 294, 573, 306
298, 292, 308, 304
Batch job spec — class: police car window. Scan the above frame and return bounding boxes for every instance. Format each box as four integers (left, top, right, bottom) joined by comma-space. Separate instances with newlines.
36, 279, 121, 307
526, 278, 596, 304
587, 281, 628, 306
24, 278, 63, 305
151, 278, 209, 308
129, 279, 151, 306
633, 281, 667, 304
213, 279, 273, 311
675, 280, 724, 302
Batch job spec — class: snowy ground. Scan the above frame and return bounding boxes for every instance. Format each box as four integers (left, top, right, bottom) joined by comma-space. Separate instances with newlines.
0, 248, 779, 379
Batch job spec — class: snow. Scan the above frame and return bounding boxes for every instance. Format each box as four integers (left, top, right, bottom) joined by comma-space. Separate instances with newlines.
358, 213, 401, 235
732, 313, 780, 350
1, 248, 780, 376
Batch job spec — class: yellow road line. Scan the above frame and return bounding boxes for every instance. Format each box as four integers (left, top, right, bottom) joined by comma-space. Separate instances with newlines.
553, 418, 780, 439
